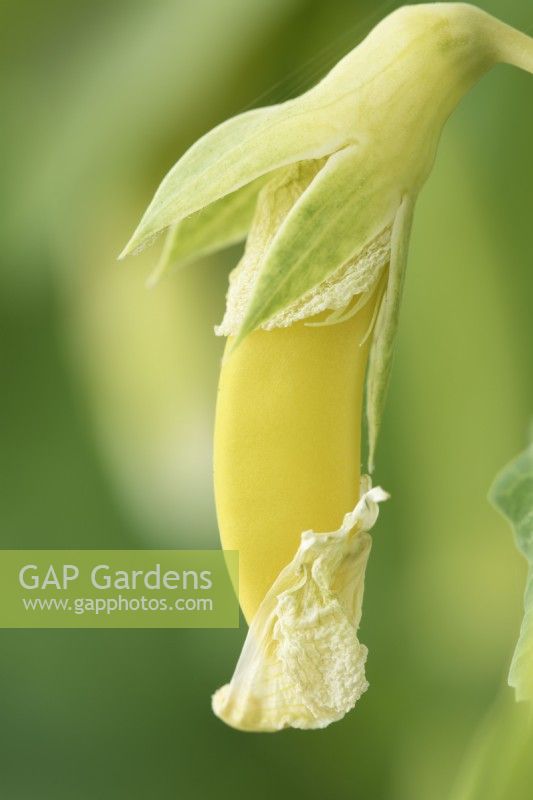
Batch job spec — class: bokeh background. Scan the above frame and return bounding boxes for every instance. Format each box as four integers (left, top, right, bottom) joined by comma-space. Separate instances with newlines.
1, 0, 532, 798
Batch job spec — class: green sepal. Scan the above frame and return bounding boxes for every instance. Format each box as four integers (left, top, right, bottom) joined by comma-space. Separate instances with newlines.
235, 145, 399, 343
366, 195, 414, 472
148, 175, 269, 286
120, 94, 347, 258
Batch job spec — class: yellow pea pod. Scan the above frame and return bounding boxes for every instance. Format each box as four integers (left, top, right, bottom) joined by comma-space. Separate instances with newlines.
214, 300, 376, 622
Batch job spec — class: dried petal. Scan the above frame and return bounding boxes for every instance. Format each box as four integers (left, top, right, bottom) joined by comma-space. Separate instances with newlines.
212, 481, 388, 731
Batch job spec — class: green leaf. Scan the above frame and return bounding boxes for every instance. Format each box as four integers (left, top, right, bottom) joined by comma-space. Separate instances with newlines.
490, 440, 533, 702
366, 194, 414, 472
148, 175, 269, 286
119, 91, 349, 258
235, 145, 399, 343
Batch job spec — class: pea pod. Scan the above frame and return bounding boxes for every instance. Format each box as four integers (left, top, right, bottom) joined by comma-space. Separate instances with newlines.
121, 4, 533, 731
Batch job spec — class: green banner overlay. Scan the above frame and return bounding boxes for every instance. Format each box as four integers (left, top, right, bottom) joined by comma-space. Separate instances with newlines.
0, 550, 239, 628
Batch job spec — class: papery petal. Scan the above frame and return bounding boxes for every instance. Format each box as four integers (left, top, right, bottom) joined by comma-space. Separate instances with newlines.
212, 480, 388, 732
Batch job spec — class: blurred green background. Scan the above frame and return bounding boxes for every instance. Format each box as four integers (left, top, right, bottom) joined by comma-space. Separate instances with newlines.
1, 1, 532, 798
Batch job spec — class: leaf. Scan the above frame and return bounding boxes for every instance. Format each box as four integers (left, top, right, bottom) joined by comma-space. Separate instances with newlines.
489, 440, 533, 702
366, 194, 415, 472
119, 91, 349, 258
235, 145, 400, 343
147, 174, 269, 286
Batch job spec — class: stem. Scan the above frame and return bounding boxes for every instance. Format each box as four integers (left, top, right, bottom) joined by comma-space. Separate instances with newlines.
491, 18, 533, 74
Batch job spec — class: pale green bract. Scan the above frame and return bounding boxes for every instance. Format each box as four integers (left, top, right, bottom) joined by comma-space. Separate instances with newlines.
121, 3, 533, 469
490, 441, 533, 703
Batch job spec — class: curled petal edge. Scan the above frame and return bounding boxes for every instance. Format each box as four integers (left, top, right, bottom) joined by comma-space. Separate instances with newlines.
212, 478, 388, 732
